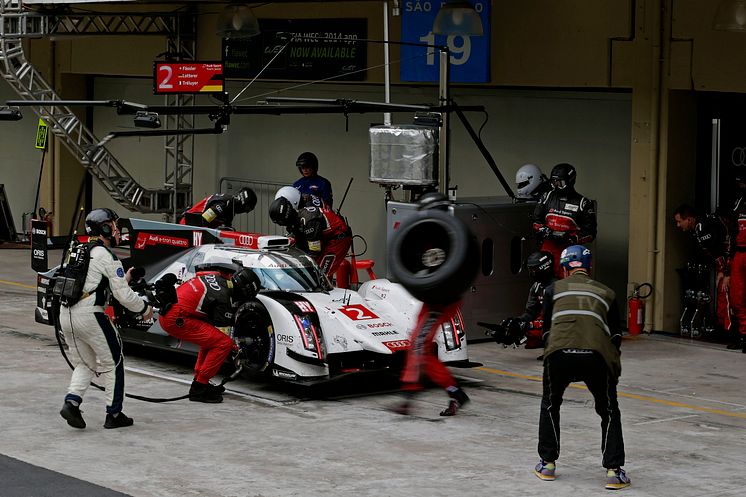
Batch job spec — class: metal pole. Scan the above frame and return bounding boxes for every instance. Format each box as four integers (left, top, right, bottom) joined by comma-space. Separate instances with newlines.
438, 47, 449, 195
383, 1, 392, 126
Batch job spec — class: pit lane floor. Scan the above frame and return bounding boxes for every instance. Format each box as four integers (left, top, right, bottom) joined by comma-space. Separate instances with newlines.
1, 249, 745, 497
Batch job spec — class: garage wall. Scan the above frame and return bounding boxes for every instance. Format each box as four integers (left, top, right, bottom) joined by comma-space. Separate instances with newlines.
91, 77, 631, 299
0, 80, 45, 236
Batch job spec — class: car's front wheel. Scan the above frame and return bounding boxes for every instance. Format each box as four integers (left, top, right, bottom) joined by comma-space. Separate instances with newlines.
233, 300, 275, 374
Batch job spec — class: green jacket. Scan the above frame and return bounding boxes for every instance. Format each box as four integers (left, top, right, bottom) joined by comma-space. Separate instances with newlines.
542, 272, 622, 378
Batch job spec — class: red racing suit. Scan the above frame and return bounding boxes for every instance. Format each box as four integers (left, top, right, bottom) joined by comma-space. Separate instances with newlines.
692, 213, 732, 332
730, 197, 746, 336
400, 301, 461, 393
533, 188, 597, 277
158, 271, 235, 384
295, 205, 352, 279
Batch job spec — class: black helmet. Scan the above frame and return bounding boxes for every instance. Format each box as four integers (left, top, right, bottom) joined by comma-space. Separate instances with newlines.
231, 268, 261, 301
232, 187, 257, 214
85, 208, 119, 239
526, 251, 553, 282
549, 163, 576, 190
296, 152, 318, 174
269, 197, 298, 227
416, 191, 450, 211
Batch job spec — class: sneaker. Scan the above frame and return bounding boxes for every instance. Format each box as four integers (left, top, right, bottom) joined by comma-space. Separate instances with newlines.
189, 380, 223, 403
605, 468, 631, 490
534, 459, 556, 481
103, 412, 134, 429
440, 388, 470, 416
60, 401, 86, 429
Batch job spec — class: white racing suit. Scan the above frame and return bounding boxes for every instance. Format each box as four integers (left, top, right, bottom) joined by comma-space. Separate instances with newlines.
59, 243, 148, 414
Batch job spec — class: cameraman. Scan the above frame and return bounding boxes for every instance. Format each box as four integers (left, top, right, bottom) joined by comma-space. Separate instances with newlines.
158, 266, 261, 403
58, 208, 153, 430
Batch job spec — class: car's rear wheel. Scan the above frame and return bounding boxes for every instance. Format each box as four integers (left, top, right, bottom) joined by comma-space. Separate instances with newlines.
233, 300, 275, 374
388, 209, 479, 305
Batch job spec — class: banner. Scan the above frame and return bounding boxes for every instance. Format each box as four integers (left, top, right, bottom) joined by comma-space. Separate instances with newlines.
400, 0, 491, 83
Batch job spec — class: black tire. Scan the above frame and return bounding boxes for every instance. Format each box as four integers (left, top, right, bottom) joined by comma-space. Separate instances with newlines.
388, 209, 479, 305
233, 301, 275, 374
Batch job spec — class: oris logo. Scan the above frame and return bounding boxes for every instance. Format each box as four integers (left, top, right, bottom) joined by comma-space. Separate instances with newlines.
276, 334, 294, 344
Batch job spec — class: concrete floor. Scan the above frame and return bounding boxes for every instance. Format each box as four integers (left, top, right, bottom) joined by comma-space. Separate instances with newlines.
0, 248, 744, 497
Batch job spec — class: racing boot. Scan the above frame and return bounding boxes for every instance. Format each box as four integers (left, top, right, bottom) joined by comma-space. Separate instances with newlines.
207, 381, 226, 394
104, 411, 134, 429
440, 387, 469, 416
726, 336, 746, 352
60, 400, 86, 429
189, 380, 223, 403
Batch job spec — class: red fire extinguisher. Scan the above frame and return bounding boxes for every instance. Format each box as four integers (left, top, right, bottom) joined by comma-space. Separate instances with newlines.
627, 283, 653, 335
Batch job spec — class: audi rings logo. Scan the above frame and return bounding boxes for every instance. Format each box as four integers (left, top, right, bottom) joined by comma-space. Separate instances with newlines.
732, 147, 746, 167
238, 235, 254, 246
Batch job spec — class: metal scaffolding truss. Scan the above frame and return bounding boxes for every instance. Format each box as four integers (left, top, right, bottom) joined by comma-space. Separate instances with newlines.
0, 0, 196, 215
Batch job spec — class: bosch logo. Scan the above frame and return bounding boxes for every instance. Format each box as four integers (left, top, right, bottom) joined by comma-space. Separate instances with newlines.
32, 228, 47, 236
367, 322, 394, 329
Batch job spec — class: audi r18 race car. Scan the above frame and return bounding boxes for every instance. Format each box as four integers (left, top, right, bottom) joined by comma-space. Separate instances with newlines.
34, 218, 469, 383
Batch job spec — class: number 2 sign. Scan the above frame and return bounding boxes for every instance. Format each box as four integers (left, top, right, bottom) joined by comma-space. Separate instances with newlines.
400, 0, 490, 83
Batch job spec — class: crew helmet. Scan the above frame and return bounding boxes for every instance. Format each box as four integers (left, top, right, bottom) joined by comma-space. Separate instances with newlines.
85, 208, 119, 238
275, 186, 302, 210
550, 163, 577, 190
231, 268, 261, 301
416, 191, 450, 211
560, 245, 592, 271
515, 164, 545, 198
269, 197, 298, 227
296, 152, 319, 174
232, 187, 257, 214
526, 251, 554, 280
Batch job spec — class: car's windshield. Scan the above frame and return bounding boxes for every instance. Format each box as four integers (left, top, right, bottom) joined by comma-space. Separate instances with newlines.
253, 266, 326, 292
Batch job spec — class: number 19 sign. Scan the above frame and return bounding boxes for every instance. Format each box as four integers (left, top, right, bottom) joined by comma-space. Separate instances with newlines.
154, 62, 224, 95
400, 0, 490, 83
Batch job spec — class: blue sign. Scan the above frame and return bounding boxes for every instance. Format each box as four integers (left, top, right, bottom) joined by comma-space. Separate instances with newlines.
400, 0, 490, 83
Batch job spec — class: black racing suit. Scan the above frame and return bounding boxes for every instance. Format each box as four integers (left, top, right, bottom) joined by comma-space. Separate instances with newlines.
516, 276, 557, 348
692, 214, 731, 331
533, 188, 597, 277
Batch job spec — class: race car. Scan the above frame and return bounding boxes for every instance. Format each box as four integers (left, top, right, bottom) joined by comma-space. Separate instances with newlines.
34, 218, 469, 383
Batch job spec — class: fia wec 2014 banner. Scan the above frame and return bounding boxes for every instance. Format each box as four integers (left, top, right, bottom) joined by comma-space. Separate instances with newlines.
400, 0, 491, 83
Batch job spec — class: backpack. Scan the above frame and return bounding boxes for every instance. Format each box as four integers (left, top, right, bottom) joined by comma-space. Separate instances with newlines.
53, 242, 94, 306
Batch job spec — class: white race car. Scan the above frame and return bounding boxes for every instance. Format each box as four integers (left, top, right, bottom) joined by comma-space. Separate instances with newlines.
35, 219, 469, 383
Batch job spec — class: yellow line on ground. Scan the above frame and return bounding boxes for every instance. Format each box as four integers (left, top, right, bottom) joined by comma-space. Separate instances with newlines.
0, 279, 36, 290
477, 366, 746, 420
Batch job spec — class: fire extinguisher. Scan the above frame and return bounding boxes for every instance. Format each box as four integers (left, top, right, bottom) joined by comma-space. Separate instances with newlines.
627, 283, 653, 335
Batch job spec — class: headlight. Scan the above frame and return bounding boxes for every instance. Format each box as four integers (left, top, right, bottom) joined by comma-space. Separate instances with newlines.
441, 309, 464, 351
293, 314, 325, 359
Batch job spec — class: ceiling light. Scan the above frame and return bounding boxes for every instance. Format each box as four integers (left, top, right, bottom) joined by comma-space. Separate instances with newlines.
216, 3, 261, 39
713, 0, 746, 32
433, 1, 484, 36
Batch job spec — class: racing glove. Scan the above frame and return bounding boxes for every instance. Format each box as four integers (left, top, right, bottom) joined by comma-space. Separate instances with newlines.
536, 226, 552, 240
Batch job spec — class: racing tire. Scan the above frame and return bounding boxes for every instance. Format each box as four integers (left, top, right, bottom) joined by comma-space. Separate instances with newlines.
388, 209, 479, 305
233, 300, 275, 374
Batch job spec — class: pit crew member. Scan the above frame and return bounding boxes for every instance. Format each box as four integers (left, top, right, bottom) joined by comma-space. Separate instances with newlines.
179, 187, 257, 229
58, 208, 153, 430
159, 266, 261, 403
533, 163, 597, 277
293, 151, 333, 208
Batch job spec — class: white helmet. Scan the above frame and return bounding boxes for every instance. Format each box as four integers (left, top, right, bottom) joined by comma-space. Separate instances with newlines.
515, 164, 545, 198
275, 186, 301, 209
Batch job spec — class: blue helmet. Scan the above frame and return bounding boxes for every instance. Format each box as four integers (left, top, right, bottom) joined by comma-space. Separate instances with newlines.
560, 245, 592, 271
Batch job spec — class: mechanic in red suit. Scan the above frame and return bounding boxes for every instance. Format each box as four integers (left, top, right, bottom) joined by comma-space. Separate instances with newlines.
533, 163, 597, 278
391, 192, 472, 417
729, 174, 746, 353
179, 187, 257, 229
269, 188, 352, 280
158, 266, 261, 402
673, 204, 733, 336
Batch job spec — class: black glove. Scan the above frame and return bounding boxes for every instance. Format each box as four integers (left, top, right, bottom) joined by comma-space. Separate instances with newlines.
488, 318, 526, 346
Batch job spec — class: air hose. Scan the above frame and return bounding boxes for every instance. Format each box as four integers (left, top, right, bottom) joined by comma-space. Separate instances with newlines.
53, 304, 242, 403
